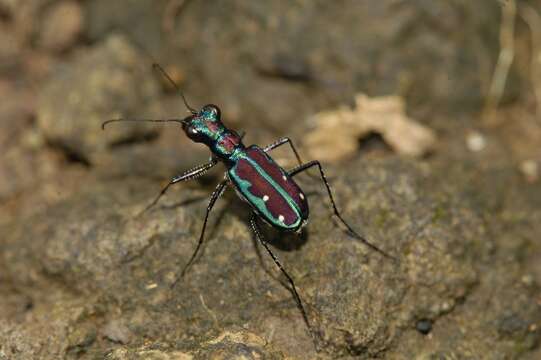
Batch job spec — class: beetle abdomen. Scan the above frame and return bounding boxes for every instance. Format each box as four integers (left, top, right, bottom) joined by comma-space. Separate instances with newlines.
228, 146, 308, 231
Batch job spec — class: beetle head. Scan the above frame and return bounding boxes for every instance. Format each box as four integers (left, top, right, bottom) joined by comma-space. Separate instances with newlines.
182, 104, 223, 143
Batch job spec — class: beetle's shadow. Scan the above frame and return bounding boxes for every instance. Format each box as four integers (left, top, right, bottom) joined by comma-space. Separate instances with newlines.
158, 184, 316, 289
257, 223, 309, 251
222, 189, 318, 252
160, 194, 210, 209
216, 190, 313, 289
160, 185, 316, 259
161, 185, 317, 252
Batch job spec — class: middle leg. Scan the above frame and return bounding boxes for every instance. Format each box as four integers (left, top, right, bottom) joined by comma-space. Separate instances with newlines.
263, 137, 304, 166
263, 137, 317, 180
139, 159, 218, 216
171, 178, 228, 288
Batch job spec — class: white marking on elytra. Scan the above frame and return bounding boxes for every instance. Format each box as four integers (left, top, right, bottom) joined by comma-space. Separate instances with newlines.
263, 195, 269, 202
299, 193, 305, 200
278, 215, 285, 222
282, 175, 287, 181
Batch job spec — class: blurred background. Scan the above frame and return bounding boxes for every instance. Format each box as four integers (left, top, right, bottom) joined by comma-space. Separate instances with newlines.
0, 0, 540, 220
0, 0, 541, 220
0, 0, 540, 359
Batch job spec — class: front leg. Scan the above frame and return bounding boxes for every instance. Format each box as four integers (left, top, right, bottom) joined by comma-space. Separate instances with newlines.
139, 159, 218, 216
171, 179, 228, 288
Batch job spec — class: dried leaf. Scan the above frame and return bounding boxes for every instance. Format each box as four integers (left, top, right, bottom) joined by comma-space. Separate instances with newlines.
303, 94, 437, 162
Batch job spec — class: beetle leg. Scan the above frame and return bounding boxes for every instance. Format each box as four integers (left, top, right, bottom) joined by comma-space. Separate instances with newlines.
263, 137, 304, 165
171, 179, 228, 288
250, 213, 319, 350
263, 137, 318, 180
238, 130, 246, 141
289, 161, 397, 261
138, 159, 218, 216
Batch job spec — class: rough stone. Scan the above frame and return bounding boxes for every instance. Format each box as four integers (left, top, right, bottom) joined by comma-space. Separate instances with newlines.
2, 155, 538, 358
37, 1, 83, 52
1, 1, 540, 359
36, 34, 161, 164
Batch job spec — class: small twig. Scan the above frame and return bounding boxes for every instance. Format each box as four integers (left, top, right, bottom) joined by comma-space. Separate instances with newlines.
484, 0, 517, 116
163, 0, 190, 33
518, 2, 541, 124
199, 293, 219, 325
266, 323, 276, 344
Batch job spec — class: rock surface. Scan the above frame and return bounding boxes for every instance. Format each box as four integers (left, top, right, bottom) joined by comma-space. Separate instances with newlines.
36, 35, 160, 165
1, 154, 540, 359
1, 1, 540, 359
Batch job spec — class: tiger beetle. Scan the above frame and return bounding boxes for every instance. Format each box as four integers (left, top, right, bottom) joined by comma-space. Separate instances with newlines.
102, 64, 395, 349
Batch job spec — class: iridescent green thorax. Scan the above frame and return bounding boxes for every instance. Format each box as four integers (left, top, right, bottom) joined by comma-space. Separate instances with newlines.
183, 104, 244, 162
213, 132, 244, 160
190, 117, 223, 141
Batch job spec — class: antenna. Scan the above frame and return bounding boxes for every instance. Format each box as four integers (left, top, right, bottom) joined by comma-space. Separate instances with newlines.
152, 63, 197, 114
101, 118, 186, 130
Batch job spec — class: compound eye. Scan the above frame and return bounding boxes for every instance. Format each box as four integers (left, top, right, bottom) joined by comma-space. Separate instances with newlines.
184, 124, 204, 142
202, 104, 221, 120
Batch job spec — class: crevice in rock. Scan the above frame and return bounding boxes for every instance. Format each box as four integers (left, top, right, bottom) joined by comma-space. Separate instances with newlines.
46, 139, 92, 167
108, 131, 160, 149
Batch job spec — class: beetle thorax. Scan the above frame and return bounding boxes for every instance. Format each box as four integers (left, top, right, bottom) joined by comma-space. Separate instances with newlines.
181, 104, 244, 162
212, 131, 244, 160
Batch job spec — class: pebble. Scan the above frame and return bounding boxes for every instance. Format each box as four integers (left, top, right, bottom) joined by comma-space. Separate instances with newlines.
38, 1, 83, 52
